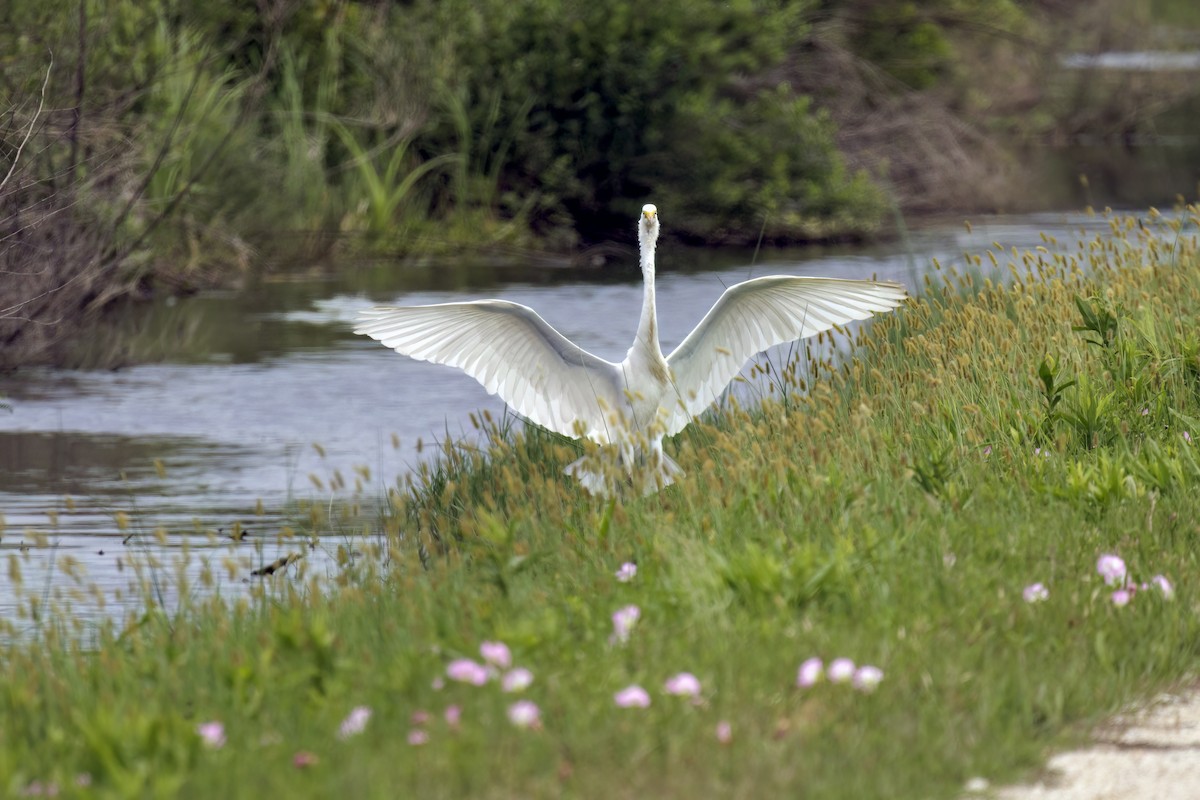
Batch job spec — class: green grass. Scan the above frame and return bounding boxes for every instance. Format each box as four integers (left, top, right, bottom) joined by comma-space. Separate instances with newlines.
1152, 0, 1200, 26
4, 208, 1200, 798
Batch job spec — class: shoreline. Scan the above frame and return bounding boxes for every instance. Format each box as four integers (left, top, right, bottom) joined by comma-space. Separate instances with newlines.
991, 682, 1200, 799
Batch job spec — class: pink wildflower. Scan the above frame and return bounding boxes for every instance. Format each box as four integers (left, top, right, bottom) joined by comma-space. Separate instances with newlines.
444, 704, 462, 728
615, 562, 638, 582
1097, 554, 1127, 586
796, 657, 823, 688
1111, 588, 1132, 607
1151, 575, 1175, 599
614, 685, 651, 708
446, 658, 489, 685
715, 721, 733, 744
610, 605, 641, 645
507, 700, 541, 729
1023, 583, 1049, 603
502, 667, 534, 692
407, 729, 429, 746
480, 641, 512, 669
827, 658, 856, 684
338, 706, 371, 739
292, 751, 319, 769
196, 721, 226, 749
663, 672, 702, 698
852, 665, 884, 692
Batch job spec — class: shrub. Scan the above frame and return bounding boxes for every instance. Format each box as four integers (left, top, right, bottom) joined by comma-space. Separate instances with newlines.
401, 0, 884, 241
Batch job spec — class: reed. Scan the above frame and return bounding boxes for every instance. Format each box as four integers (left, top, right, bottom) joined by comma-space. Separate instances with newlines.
329, 116, 458, 240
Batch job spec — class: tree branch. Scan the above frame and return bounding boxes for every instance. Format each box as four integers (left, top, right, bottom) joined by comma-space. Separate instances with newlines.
0, 55, 52, 198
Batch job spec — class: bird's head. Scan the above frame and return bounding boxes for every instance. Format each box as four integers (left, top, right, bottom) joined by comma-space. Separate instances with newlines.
639, 203, 659, 246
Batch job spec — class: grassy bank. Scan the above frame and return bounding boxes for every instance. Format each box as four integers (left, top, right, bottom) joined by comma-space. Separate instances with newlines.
3, 209, 1200, 797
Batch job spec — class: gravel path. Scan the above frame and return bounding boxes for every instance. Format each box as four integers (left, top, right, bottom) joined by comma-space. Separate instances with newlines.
974, 685, 1200, 799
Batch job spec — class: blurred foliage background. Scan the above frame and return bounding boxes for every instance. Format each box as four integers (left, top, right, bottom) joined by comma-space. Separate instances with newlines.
1, 0, 1197, 365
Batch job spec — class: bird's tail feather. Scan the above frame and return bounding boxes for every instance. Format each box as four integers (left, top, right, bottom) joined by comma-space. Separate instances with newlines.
565, 451, 684, 497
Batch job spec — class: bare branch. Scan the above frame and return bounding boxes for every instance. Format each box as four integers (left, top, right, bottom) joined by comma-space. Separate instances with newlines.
0, 55, 52, 197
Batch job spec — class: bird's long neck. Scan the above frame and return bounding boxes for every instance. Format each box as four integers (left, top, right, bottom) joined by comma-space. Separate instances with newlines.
635, 228, 662, 358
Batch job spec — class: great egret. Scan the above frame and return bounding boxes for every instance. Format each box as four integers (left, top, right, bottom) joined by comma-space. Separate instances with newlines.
356, 204, 907, 495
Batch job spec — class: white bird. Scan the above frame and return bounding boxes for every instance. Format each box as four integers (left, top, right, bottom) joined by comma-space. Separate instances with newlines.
355, 204, 907, 495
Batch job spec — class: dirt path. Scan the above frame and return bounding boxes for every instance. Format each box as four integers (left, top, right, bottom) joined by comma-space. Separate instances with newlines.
975, 684, 1200, 799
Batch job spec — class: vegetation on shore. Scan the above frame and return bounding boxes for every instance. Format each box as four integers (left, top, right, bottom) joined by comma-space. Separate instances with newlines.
2, 0, 1198, 367
2, 209, 1199, 797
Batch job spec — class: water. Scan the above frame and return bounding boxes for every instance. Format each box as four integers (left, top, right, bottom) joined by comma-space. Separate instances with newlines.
0, 206, 1183, 621
1061, 51, 1200, 71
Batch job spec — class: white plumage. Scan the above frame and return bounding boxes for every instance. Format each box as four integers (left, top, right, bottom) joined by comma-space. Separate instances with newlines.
355, 204, 907, 495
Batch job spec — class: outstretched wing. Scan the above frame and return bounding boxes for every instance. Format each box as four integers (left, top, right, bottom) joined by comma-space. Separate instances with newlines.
663, 277, 907, 435
356, 300, 625, 441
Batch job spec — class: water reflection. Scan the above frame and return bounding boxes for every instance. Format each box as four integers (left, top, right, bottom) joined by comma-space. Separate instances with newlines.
1061, 52, 1200, 71
0, 530, 366, 630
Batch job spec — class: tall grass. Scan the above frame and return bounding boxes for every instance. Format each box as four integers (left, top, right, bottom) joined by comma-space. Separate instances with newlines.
437, 85, 538, 243
3, 208, 1200, 798
268, 43, 340, 234
329, 118, 458, 241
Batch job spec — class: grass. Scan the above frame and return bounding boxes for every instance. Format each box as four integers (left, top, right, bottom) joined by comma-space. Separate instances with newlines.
4, 208, 1200, 797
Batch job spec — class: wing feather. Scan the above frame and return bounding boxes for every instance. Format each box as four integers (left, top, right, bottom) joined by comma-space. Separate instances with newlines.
664, 277, 906, 435
355, 300, 624, 441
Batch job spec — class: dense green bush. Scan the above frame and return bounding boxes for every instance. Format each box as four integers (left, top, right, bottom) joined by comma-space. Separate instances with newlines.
401, 0, 885, 241
661, 86, 885, 241
1, 0, 891, 282
838, 0, 1026, 91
